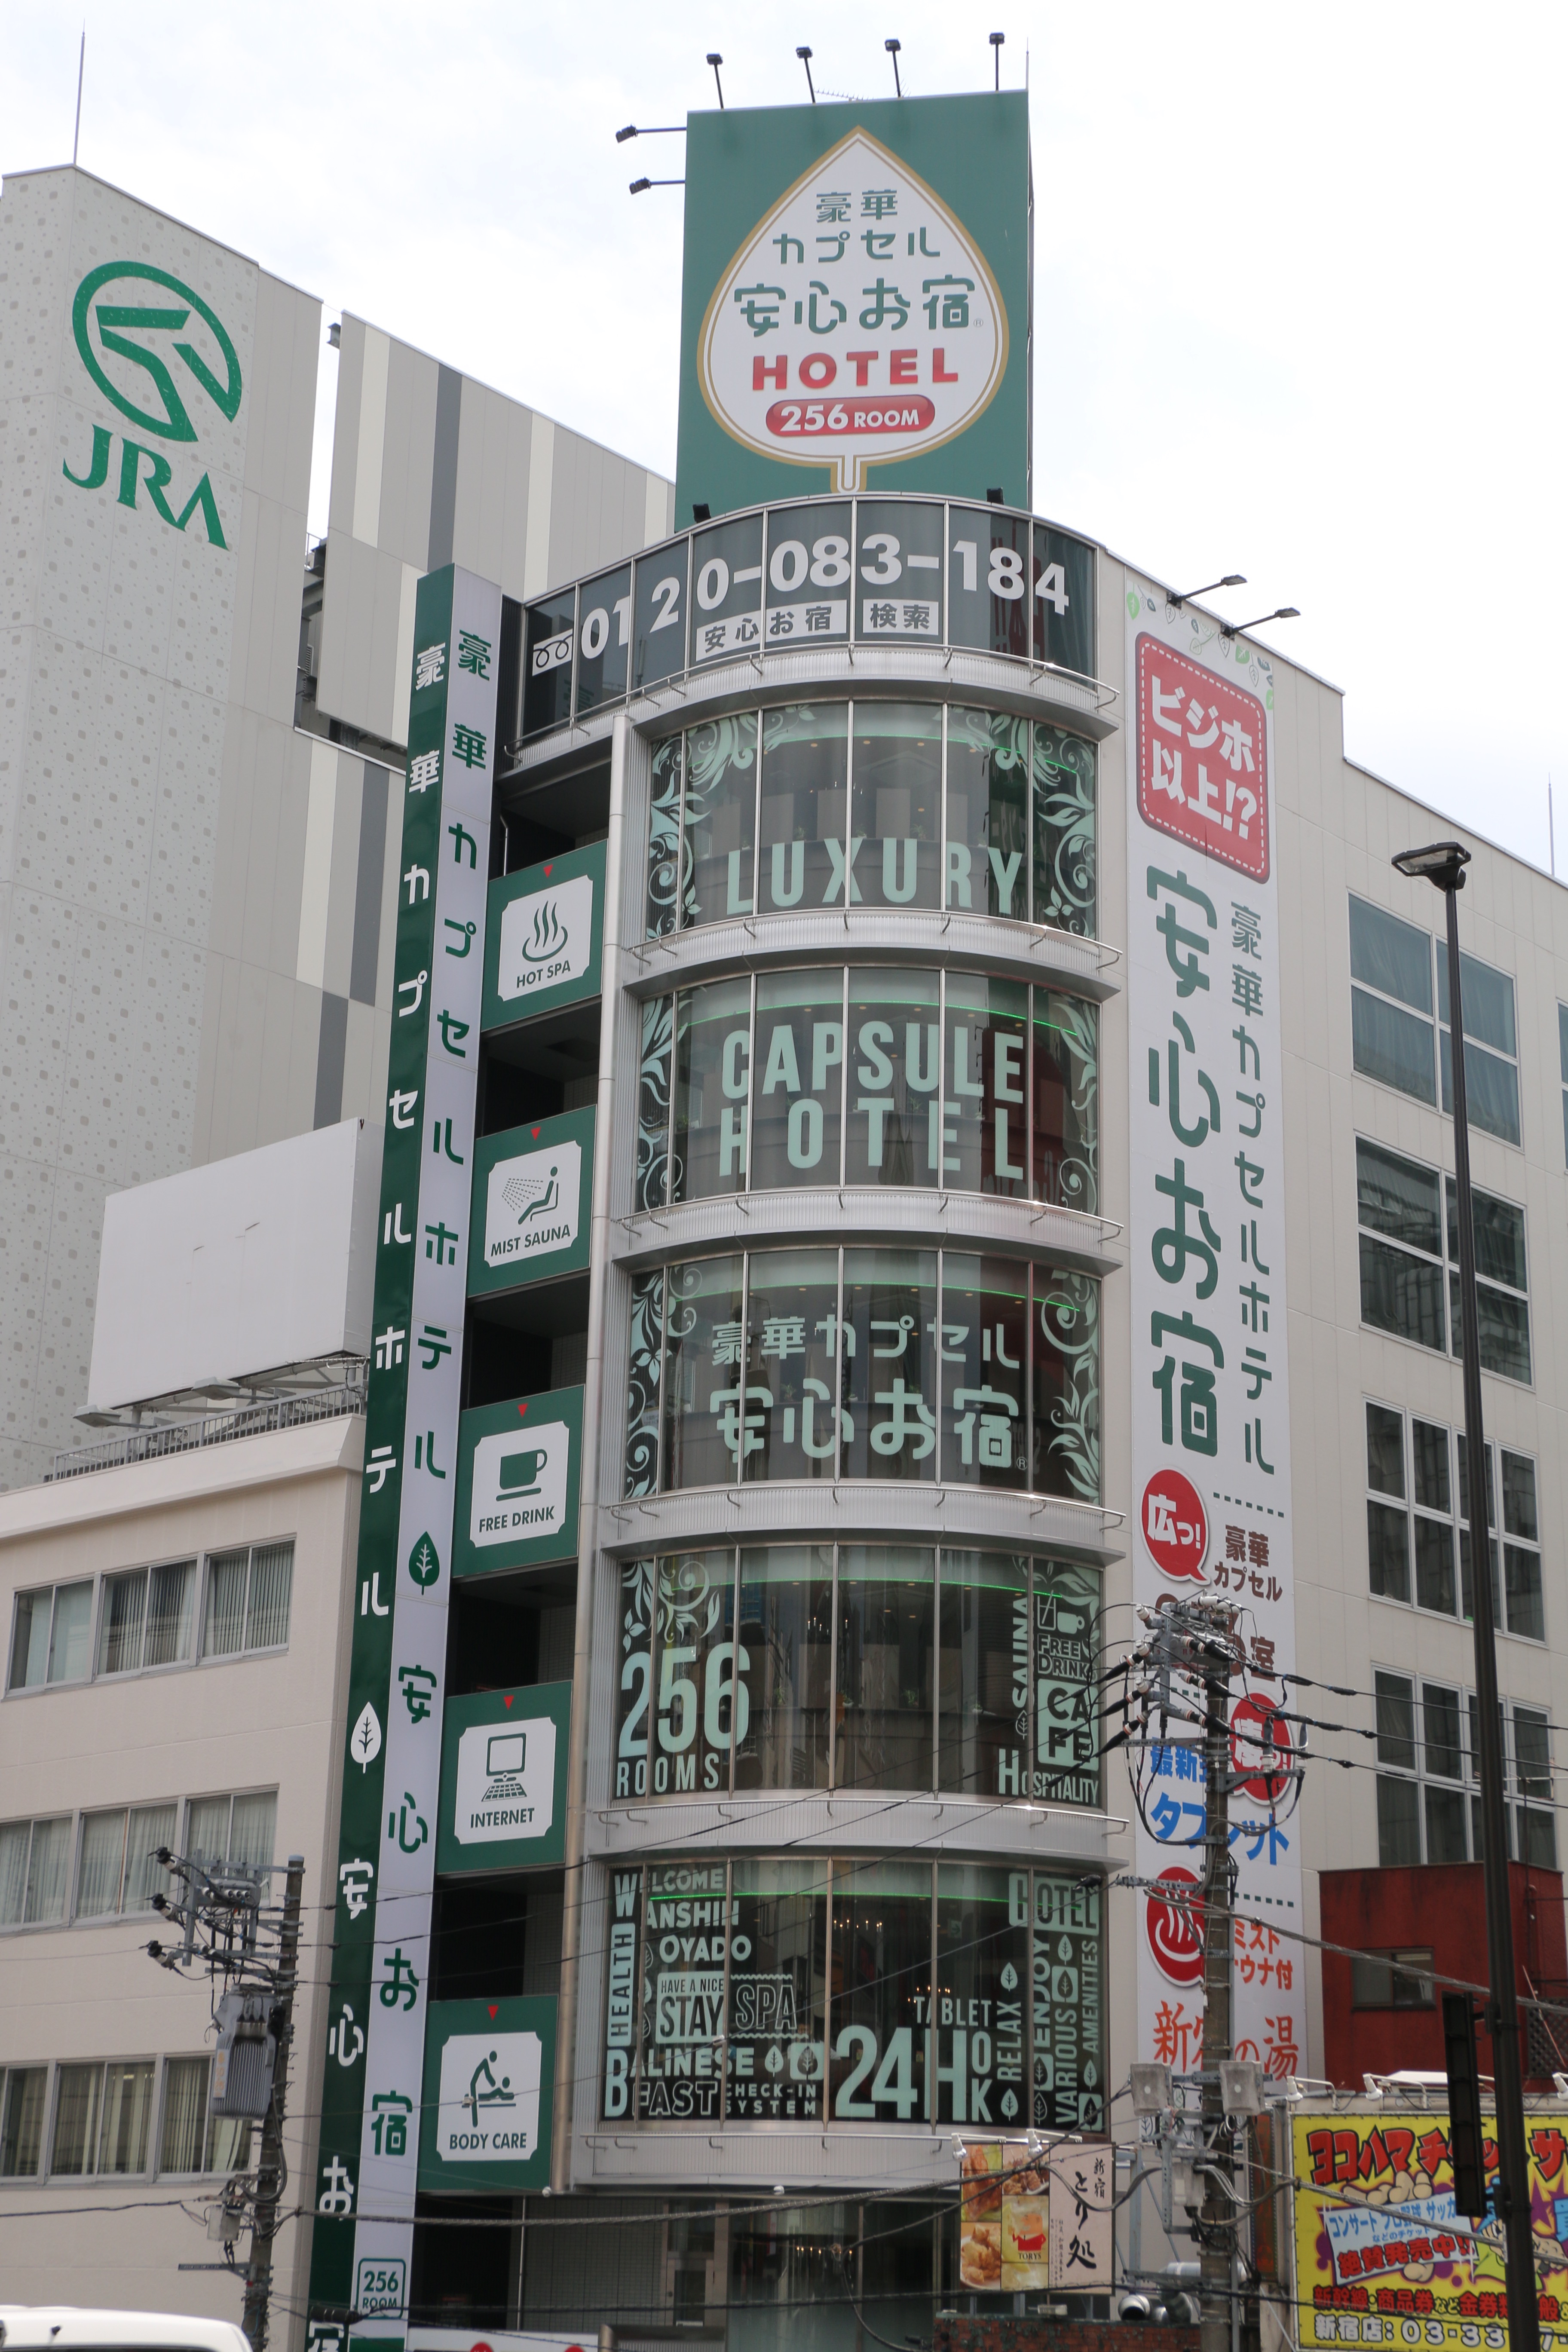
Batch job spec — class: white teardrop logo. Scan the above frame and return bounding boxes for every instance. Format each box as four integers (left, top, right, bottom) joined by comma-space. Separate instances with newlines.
699, 126, 1007, 493
351, 1701, 383, 1773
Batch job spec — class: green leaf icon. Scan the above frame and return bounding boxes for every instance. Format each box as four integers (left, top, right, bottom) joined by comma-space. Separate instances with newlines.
1125, 591, 1140, 619
408, 1531, 441, 1589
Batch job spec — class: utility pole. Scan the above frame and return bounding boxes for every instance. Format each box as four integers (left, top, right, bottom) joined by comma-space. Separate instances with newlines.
1123, 1595, 1274, 2352
147, 1846, 306, 2352
1197, 1611, 1237, 2352
1393, 840, 1541, 2352
242, 1853, 304, 2352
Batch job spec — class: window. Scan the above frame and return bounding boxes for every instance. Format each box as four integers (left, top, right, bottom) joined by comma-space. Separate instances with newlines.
646, 701, 1097, 944
1355, 1141, 1530, 1381
50, 2058, 155, 2177
9, 1583, 93, 1688
74, 1806, 177, 1918
1374, 1669, 1555, 1867
1351, 1949, 1435, 2007
1438, 946, 1520, 1145
184, 1789, 277, 1871
8, 1541, 290, 1697
159, 2055, 251, 2175
0, 2067, 47, 2176
0, 1817, 72, 1925
1349, 896, 1519, 1144
0, 1792, 271, 1935
1366, 1403, 1543, 1640
601, 1857, 1104, 2133
613, 1546, 1096, 1805
636, 967, 1097, 1217
625, 1246, 1099, 1504
202, 1542, 293, 1657
1350, 897, 1436, 1103
96, 1562, 196, 1675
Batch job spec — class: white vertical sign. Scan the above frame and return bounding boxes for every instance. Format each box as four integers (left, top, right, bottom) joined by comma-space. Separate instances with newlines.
1124, 583, 1304, 2089
348, 570, 500, 2333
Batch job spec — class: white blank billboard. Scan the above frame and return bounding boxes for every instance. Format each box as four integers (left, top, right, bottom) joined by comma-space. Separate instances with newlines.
88, 1119, 381, 1410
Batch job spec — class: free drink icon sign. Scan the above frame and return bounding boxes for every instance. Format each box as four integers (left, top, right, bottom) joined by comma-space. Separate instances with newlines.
1140, 1467, 1207, 1584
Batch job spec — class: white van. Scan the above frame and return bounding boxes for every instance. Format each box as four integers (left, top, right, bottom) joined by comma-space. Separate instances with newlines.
0, 2317, 250, 2352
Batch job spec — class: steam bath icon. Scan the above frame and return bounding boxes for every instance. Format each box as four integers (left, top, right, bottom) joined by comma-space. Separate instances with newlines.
502, 1166, 560, 1226
522, 897, 567, 961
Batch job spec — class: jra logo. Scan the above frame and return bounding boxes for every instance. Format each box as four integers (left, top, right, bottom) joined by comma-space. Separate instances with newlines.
63, 261, 242, 548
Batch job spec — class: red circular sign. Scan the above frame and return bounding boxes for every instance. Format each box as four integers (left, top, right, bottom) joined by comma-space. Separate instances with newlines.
1231, 1694, 1294, 1806
1140, 1469, 1208, 1583
1145, 1865, 1205, 1986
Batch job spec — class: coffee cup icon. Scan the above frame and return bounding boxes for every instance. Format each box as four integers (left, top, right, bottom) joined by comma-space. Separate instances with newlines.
497, 1446, 547, 1499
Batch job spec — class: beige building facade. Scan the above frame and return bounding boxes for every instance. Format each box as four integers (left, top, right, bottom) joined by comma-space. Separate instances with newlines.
0, 1407, 361, 2318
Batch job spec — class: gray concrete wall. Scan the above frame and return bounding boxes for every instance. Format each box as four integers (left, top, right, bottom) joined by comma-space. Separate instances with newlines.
0, 166, 319, 1488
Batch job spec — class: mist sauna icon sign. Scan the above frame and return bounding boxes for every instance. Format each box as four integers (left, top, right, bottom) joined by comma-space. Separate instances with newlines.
496, 871, 594, 1004
483, 1139, 582, 1267
699, 126, 1007, 491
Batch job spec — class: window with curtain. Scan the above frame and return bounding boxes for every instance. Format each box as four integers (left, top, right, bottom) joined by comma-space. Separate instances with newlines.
202, 1542, 293, 1657
185, 1790, 277, 1871
74, 1805, 177, 1920
0, 1817, 70, 1927
159, 2055, 252, 2175
0, 2067, 46, 2177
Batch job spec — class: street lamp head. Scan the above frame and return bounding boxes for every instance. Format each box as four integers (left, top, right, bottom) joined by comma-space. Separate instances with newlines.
1392, 841, 1471, 891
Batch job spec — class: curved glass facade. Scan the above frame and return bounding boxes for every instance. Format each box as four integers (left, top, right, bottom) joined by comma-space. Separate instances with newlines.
609, 1544, 1098, 1804
521, 497, 1097, 741
623, 1248, 1099, 1501
533, 523, 1122, 2182
645, 703, 1096, 940
600, 1856, 1104, 2133
636, 969, 1096, 1213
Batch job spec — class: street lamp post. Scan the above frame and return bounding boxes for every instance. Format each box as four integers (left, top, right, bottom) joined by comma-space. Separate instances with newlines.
1392, 840, 1540, 2352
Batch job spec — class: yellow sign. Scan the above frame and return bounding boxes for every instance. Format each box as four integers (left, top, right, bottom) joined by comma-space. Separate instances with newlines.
1292, 2111, 1568, 2344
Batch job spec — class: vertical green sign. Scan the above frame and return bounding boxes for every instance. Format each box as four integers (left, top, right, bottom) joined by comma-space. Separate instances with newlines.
675, 92, 1032, 522
307, 569, 501, 2341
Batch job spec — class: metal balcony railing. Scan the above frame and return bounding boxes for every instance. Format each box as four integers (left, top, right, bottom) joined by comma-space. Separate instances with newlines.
49, 1374, 366, 1482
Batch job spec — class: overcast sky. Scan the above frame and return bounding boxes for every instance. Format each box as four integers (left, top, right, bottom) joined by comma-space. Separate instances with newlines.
10, 2, 1566, 872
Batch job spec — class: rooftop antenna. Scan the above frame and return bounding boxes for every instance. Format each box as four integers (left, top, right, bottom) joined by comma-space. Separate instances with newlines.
885, 37, 903, 96
707, 52, 725, 107
797, 45, 816, 101
990, 31, 1004, 89
72, 25, 85, 166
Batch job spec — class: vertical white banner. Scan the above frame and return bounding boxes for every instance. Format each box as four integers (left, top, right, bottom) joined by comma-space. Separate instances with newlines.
349, 569, 500, 2334
1124, 583, 1304, 2087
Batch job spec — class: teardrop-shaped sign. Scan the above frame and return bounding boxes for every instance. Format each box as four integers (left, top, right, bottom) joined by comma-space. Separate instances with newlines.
351, 1701, 382, 1772
408, 1530, 441, 1589
699, 126, 1007, 493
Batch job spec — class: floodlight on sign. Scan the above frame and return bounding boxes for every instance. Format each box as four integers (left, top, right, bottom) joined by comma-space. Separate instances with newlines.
1129, 2061, 1172, 2117
1218, 2058, 1264, 2116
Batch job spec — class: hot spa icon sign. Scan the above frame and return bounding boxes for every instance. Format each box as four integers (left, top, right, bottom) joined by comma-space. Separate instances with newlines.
699, 128, 1007, 492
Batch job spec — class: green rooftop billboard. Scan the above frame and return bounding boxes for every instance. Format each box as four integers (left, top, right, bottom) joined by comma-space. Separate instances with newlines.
676, 92, 1032, 522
